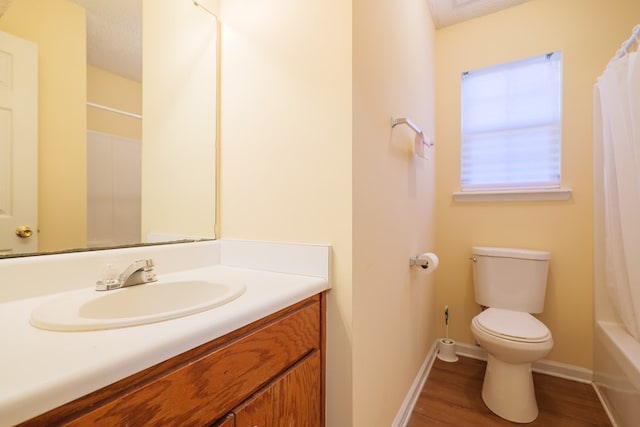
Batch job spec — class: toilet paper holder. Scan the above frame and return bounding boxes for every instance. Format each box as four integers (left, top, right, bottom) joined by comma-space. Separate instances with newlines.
409, 256, 430, 269
409, 252, 438, 270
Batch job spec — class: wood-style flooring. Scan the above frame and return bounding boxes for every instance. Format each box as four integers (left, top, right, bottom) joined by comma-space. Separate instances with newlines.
407, 356, 612, 427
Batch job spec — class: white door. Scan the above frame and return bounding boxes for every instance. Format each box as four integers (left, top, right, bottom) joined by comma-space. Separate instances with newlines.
0, 31, 38, 255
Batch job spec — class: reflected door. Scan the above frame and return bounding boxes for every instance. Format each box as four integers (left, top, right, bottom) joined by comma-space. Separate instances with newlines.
0, 30, 38, 255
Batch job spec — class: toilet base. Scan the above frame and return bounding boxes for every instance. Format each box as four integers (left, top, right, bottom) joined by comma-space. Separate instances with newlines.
481, 354, 539, 423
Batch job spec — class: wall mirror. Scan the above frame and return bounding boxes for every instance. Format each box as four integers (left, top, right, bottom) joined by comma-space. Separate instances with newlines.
0, 0, 218, 258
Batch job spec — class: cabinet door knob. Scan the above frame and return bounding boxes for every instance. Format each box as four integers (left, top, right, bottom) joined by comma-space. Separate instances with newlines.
15, 225, 33, 238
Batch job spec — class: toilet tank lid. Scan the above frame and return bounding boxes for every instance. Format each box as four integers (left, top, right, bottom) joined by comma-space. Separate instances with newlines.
471, 246, 550, 260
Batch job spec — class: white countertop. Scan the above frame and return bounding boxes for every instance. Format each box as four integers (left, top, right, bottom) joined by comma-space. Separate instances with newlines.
0, 240, 330, 426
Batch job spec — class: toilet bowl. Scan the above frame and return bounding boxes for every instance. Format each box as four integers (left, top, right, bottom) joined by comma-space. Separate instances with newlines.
470, 246, 553, 423
471, 308, 553, 423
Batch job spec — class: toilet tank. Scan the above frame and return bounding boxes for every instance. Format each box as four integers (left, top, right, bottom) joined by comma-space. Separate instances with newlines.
471, 246, 550, 313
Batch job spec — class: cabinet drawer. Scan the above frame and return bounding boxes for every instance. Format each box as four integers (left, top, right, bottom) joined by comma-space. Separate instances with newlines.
60, 299, 320, 426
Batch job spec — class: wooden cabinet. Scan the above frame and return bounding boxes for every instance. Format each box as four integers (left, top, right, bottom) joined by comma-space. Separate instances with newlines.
212, 414, 235, 427
233, 351, 321, 427
20, 294, 325, 427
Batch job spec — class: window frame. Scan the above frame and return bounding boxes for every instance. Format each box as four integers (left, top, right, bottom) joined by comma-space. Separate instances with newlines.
457, 52, 570, 201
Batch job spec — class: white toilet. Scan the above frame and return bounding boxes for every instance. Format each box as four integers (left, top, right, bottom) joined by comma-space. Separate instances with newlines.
470, 246, 553, 423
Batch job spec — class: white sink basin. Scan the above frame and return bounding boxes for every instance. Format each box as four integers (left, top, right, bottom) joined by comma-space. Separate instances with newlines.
30, 280, 246, 332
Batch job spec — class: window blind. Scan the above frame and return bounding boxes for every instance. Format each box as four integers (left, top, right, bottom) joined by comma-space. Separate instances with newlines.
460, 52, 563, 191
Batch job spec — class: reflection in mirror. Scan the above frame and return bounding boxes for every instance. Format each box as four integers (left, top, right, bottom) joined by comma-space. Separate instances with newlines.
0, 0, 218, 258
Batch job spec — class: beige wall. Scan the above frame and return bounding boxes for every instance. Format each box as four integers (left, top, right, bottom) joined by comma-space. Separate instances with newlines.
220, 0, 436, 425
352, 0, 436, 425
0, 0, 86, 252
434, 0, 640, 369
87, 65, 141, 140
142, 0, 217, 241
219, 1, 353, 425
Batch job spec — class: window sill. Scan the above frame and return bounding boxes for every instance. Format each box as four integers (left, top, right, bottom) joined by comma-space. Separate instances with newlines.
452, 188, 573, 202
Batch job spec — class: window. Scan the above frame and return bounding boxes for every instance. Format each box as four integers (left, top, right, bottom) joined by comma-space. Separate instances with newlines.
460, 52, 563, 192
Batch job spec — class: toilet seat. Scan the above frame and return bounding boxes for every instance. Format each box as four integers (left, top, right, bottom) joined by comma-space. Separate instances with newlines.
473, 308, 551, 343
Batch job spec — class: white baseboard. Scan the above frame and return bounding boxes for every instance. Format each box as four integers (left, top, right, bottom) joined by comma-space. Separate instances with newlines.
393, 339, 596, 427
455, 341, 488, 360
391, 340, 438, 427
456, 341, 594, 384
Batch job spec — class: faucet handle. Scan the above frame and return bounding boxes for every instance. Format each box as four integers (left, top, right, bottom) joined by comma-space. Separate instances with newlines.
96, 263, 122, 291
96, 277, 121, 291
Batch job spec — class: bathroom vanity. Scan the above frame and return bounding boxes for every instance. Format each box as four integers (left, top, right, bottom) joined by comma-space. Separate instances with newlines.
21, 294, 324, 426
0, 240, 330, 426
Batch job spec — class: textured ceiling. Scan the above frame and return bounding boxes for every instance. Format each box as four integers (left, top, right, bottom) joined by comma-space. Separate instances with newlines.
72, 0, 142, 82
427, 0, 533, 28
0, 0, 141, 81
0, 1, 529, 83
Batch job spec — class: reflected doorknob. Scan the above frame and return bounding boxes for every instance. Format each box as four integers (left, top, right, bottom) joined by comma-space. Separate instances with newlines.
16, 225, 33, 238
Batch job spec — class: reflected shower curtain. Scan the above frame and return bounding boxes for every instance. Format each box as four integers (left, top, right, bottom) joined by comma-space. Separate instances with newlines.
595, 49, 640, 340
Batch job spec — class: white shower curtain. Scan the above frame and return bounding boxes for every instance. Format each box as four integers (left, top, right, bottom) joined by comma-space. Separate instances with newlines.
595, 48, 640, 340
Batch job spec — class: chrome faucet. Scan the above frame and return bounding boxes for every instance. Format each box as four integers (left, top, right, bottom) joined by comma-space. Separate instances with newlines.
96, 259, 157, 291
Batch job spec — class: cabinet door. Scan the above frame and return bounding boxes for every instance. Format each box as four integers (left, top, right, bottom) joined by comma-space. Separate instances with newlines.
234, 351, 321, 427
